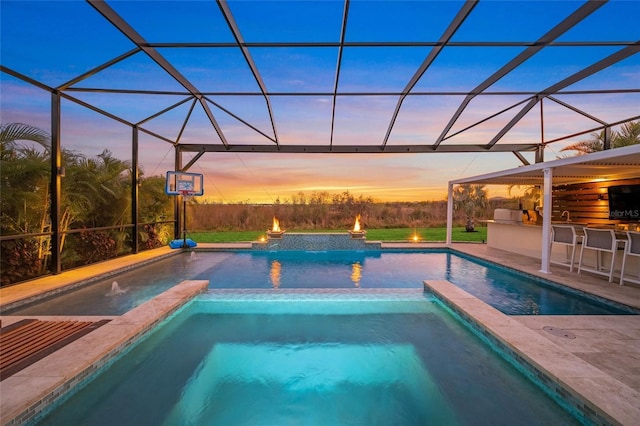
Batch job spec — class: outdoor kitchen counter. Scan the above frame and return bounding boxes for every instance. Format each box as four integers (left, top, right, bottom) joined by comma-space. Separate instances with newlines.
485, 220, 549, 260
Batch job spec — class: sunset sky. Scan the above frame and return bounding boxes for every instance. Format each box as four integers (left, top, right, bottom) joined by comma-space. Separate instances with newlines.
1, 0, 638, 203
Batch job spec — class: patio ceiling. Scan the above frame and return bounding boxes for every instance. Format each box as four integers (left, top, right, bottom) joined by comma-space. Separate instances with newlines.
1, 0, 639, 163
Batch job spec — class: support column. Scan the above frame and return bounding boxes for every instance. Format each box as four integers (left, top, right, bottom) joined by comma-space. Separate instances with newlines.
174, 146, 182, 240
539, 167, 553, 273
132, 126, 139, 253
604, 126, 611, 150
537, 99, 545, 163
535, 144, 544, 163
50, 91, 62, 274
446, 182, 454, 245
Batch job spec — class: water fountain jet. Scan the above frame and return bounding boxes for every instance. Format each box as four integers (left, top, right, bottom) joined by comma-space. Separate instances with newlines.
106, 281, 127, 296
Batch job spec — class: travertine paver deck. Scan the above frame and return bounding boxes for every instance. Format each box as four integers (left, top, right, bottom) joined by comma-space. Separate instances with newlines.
452, 244, 640, 392
514, 315, 640, 392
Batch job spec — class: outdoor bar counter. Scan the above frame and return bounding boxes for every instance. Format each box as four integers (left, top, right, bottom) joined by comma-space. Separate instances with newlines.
485, 209, 639, 278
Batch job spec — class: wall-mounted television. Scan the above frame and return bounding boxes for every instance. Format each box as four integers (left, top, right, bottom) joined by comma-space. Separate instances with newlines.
608, 184, 640, 221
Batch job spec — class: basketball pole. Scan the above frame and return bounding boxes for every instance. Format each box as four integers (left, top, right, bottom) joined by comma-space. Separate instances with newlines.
182, 194, 187, 248
181, 192, 191, 248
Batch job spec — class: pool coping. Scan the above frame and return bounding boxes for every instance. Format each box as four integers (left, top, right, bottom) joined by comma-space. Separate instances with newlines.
0, 279, 208, 426
424, 279, 640, 426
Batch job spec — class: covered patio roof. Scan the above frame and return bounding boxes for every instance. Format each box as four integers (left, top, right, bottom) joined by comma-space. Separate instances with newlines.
446, 144, 640, 273
449, 144, 640, 187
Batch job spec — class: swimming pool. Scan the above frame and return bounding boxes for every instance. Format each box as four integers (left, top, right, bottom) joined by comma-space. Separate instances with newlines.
6, 250, 636, 316
195, 250, 634, 315
35, 292, 582, 425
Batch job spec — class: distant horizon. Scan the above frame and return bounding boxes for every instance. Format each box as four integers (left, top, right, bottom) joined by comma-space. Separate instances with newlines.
191, 187, 520, 205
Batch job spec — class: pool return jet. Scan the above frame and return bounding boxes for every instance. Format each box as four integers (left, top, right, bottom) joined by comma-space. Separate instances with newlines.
165, 171, 204, 249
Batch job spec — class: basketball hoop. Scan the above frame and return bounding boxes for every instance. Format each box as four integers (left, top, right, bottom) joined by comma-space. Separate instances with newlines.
165, 171, 203, 250
179, 189, 196, 201
165, 171, 204, 196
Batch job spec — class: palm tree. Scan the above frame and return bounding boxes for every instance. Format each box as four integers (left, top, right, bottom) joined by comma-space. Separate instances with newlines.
0, 123, 51, 238
507, 184, 541, 210
453, 184, 489, 232
0, 122, 49, 156
1, 123, 174, 281
138, 175, 174, 248
616, 121, 640, 147
59, 149, 132, 265
560, 132, 605, 155
0, 123, 52, 283
560, 120, 639, 155
65, 149, 131, 229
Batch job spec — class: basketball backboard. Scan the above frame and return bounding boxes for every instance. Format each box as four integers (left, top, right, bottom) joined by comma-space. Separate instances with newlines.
165, 171, 204, 196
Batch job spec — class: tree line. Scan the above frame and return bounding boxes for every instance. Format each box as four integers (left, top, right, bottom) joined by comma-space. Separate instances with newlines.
187, 188, 514, 232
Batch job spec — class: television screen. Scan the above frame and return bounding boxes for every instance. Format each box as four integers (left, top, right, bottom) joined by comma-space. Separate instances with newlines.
608, 185, 640, 221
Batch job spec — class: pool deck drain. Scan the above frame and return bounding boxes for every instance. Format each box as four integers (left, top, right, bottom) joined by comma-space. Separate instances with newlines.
543, 325, 576, 339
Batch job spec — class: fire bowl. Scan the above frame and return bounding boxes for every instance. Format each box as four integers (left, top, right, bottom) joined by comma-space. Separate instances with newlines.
348, 230, 367, 239
267, 230, 286, 239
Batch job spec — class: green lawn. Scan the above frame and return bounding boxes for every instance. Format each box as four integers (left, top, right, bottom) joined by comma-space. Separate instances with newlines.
188, 227, 487, 243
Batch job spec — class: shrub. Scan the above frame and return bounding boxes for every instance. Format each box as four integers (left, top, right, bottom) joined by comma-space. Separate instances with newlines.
0, 239, 43, 286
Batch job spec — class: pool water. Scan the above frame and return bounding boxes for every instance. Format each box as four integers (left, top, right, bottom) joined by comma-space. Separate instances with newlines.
196, 250, 634, 315
37, 293, 580, 425
7, 250, 635, 316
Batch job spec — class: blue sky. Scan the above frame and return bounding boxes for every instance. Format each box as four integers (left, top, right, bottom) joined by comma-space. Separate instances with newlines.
1, 0, 639, 202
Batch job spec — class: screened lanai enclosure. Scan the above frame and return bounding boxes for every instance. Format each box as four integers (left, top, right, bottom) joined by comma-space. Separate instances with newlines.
1, 0, 639, 284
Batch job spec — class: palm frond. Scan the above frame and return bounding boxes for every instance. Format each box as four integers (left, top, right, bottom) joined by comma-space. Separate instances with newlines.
560, 140, 602, 155
0, 123, 50, 148
614, 121, 640, 147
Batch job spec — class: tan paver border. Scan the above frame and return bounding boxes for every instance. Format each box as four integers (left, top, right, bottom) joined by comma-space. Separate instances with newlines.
0, 279, 208, 426
425, 279, 640, 426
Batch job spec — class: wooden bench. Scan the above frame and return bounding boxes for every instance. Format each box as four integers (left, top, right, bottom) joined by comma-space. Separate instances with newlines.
0, 319, 110, 380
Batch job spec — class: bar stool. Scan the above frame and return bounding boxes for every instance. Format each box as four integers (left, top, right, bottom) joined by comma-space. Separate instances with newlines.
550, 224, 582, 272
578, 228, 624, 283
620, 231, 640, 285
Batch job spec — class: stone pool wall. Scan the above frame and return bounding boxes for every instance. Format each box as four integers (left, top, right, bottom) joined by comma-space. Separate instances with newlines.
251, 233, 381, 251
